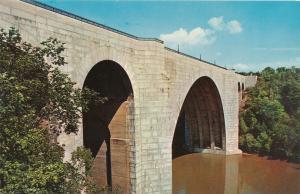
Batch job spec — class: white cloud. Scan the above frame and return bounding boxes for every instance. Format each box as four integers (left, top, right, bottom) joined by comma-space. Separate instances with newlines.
208, 16, 243, 34
160, 16, 242, 48
232, 63, 251, 71
208, 16, 224, 30
160, 27, 215, 46
232, 57, 300, 72
227, 20, 243, 34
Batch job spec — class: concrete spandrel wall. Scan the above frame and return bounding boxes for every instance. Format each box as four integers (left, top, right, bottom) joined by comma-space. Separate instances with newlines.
0, 1, 162, 193
245, 75, 258, 88
164, 50, 241, 154
0, 1, 252, 193
236, 74, 258, 90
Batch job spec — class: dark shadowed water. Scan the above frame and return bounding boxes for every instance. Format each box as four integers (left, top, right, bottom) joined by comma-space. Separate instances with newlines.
173, 153, 300, 194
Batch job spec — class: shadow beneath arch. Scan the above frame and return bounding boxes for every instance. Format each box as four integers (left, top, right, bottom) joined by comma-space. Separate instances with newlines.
83, 60, 133, 193
172, 76, 225, 159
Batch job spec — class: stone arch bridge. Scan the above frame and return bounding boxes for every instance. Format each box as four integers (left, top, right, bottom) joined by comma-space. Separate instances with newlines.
0, 0, 256, 193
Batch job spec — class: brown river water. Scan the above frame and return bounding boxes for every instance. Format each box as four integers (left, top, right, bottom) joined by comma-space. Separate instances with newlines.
172, 153, 300, 194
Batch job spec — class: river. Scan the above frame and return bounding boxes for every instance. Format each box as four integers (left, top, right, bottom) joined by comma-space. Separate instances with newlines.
173, 153, 300, 194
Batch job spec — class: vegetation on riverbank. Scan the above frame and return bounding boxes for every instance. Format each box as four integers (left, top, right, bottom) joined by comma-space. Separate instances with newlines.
239, 67, 300, 161
0, 28, 108, 193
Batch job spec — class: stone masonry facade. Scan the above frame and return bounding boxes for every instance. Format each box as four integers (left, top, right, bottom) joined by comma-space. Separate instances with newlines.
0, 0, 256, 193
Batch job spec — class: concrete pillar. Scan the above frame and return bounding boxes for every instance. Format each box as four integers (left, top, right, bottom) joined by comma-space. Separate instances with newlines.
208, 110, 215, 150
224, 156, 239, 194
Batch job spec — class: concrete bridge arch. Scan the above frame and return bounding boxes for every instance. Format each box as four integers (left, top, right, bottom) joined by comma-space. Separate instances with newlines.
171, 75, 226, 157
0, 1, 257, 193
82, 59, 136, 193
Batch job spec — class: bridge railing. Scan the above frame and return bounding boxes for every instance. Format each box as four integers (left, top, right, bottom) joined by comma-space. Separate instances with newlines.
20, 0, 163, 43
21, 0, 236, 73
165, 47, 227, 70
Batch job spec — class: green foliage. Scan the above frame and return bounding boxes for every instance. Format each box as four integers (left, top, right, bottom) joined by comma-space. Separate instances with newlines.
239, 117, 249, 134
240, 133, 258, 152
0, 28, 103, 193
239, 66, 300, 161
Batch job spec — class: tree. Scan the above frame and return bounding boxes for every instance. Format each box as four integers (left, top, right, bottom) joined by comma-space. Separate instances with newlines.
0, 28, 104, 193
239, 67, 300, 161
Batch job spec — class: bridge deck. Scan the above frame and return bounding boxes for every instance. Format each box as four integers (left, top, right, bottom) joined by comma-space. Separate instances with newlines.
21, 0, 227, 71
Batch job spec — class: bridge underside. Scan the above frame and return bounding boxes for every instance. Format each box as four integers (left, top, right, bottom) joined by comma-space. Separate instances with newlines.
83, 60, 133, 193
172, 77, 225, 158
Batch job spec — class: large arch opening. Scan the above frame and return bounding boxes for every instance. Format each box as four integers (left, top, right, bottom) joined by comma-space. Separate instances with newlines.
172, 76, 225, 158
83, 60, 133, 193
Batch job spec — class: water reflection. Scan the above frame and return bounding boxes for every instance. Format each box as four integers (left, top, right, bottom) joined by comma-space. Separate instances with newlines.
173, 153, 300, 194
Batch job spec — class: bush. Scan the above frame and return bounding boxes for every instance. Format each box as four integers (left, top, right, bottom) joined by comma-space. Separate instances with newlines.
0, 28, 103, 193
239, 67, 300, 160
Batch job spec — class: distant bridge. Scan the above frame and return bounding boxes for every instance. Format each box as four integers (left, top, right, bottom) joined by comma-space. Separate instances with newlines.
0, 0, 256, 193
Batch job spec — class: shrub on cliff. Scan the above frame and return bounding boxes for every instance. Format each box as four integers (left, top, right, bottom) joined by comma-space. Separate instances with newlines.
239, 67, 300, 160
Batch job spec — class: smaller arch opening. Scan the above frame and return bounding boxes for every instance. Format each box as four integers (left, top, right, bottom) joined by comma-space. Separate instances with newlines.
242, 83, 245, 91
238, 82, 241, 92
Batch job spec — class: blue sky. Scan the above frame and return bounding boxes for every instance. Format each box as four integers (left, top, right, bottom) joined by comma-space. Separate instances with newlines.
39, 0, 300, 72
